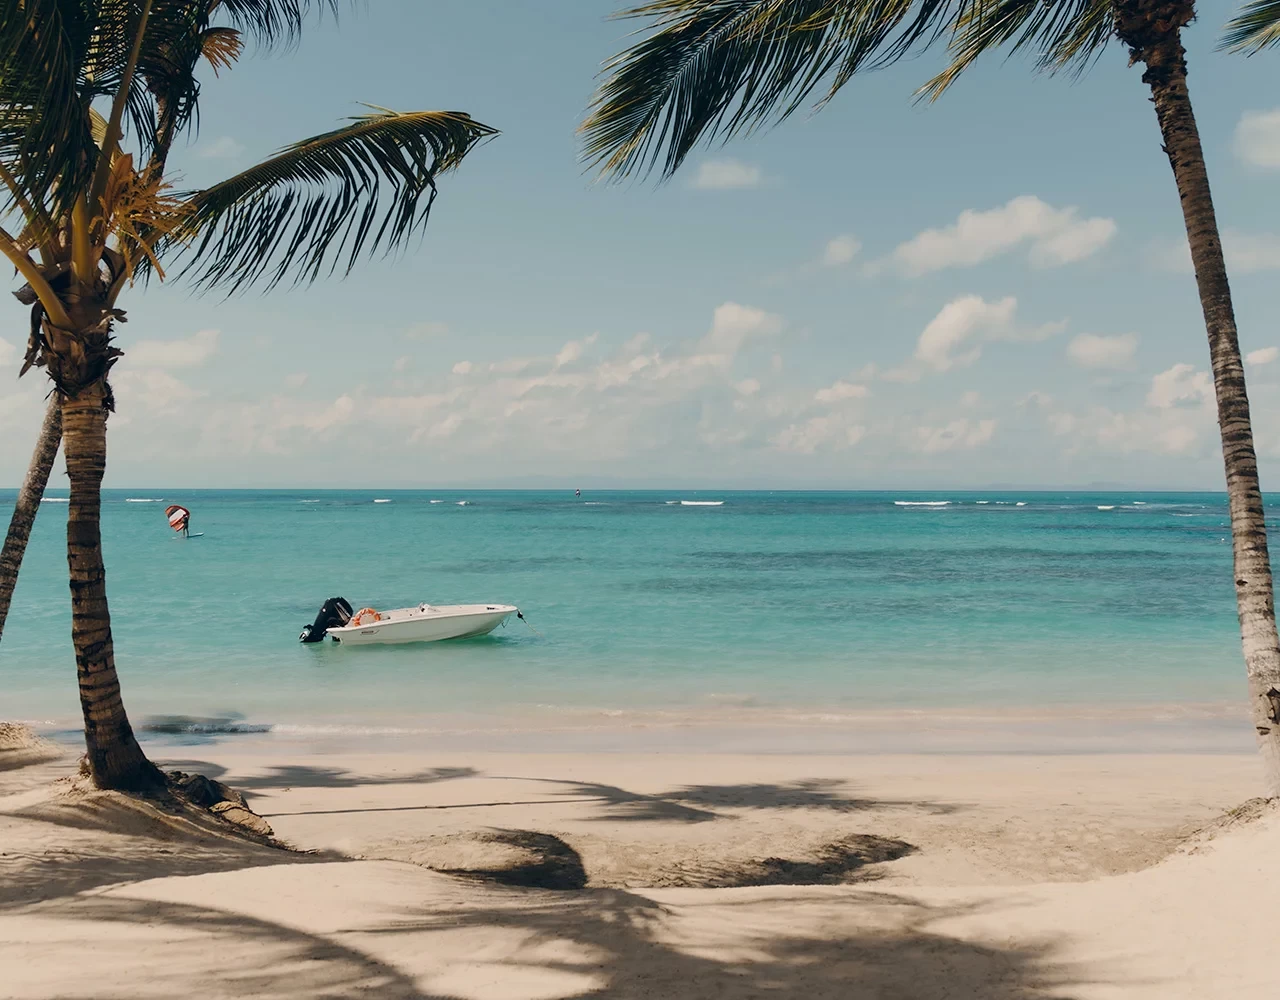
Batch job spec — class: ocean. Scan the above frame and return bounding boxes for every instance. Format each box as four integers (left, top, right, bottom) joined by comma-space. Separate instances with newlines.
0, 490, 1267, 752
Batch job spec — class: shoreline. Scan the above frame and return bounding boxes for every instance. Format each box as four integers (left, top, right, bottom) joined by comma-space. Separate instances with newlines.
22, 697, 1258, 755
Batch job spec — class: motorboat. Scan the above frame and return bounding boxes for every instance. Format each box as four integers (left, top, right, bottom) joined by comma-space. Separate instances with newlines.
299, 596, 518, 646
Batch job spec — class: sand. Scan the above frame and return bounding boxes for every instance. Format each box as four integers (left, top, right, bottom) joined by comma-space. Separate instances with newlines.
2, 734, 1277, 999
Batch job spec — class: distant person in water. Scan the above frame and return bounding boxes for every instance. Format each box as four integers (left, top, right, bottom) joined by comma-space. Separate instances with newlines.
575, 488, 581, 497
179, 512, 190, 537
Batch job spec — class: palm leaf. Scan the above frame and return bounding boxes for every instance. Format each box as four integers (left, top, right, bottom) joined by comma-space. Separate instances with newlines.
1222, 0, 1280, 52
582, 0, 982, 181
0, 0, 99, 211
170, 107, 497, 292
212, 0, 338, 49
918, 0, 1111, 102
200, 25, 245, 73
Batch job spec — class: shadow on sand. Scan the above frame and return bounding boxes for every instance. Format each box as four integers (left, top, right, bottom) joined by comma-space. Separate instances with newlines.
2, 753, 1077, 999
503, 775, 961, 824
9, 885, 1078, 1000
423, 828, 916, 890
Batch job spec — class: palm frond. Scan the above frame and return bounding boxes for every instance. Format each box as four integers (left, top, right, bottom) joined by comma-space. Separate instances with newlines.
918, 0, 1111, 102
170, 107, 497, 292
0, 0, 98, 211
200, 25, 244, 73
1222, 0, 1280, 52
582, 0, 984, 181
212, 0, 338, 49
96, 151, 190, 281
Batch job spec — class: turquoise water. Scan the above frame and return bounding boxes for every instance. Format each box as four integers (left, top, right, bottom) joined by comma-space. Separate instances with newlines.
0, 489, 1265, 740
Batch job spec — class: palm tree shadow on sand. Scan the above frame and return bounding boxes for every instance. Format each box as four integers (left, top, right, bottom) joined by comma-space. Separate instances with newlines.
503, 775, 963, 824
429, 827, 918, 890
3, 751, 1079, 999
11, 867, 1080, 1000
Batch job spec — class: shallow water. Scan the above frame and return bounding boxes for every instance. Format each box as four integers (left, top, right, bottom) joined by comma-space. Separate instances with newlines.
0, 489, 1265, 742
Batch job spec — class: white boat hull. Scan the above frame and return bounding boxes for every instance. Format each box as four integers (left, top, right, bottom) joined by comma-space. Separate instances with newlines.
326, 604, 517, 645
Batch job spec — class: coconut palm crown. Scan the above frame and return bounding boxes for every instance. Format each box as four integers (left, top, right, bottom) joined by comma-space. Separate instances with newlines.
582, 0, 1280, 792
1, 0, 496, 790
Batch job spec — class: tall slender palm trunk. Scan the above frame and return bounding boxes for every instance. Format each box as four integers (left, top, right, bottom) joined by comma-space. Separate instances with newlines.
62, 386, 161, 791
0, 397, 61, 641
1122, 5, 1280, 793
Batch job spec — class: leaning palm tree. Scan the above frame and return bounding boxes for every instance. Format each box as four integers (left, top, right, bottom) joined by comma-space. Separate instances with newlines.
583, 0, 1280, 793
0, 400, 60, 644
1, 0, 496, 790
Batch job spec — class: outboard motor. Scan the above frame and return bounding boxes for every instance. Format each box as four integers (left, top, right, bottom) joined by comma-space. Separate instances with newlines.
300, 597, 353, 643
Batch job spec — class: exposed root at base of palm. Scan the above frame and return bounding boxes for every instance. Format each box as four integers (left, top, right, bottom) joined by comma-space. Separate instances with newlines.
73, 756, 276, 841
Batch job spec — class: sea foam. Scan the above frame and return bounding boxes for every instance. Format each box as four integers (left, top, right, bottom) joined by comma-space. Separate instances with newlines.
894, 501, 950, 507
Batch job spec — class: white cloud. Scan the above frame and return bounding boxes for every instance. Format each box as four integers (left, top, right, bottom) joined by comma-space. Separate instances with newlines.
697, 302, 782, 357
112, 370, 204, 413
822, 234, 861, 266
914, 295, 1018, 371
1247, 346, 1279, 366
814, 380, 867, 403
959, 390, 981, 408
1147, 363, 1213, 409
127, 329, 218, 369
1149, 229, 1280, 274
1041, 362, 1220, 459
393, 356, 410, 372
1067, 332, 1139, 369
692, 159, 763, 190
770, 416, 865, 454
888, 196, 1115, 276
452, 361, 474, 375
555, 333, 598, 368
285, 373, 308, 389
197, 135, 244, 160
735, 378, 761, 396
303, 395, 355, 433
1234, 109, 1280, 169
0, 336, 14, 366
1225, 231, 1280, 273
913, 418, 996, 454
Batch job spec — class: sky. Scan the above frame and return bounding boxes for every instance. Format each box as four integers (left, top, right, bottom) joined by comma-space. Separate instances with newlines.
3, 0, 1280, 489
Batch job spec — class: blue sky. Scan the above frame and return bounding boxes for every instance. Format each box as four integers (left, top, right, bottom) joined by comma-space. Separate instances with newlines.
3, 0, 1279, 489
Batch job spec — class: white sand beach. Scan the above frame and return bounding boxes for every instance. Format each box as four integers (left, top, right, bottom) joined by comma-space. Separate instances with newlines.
3, 730, 1277, 999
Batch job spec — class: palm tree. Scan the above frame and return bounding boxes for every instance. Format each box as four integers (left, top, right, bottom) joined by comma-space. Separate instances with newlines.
582, 0, 1280, 793
0, 400, 60, 644
1, 0, 496, 791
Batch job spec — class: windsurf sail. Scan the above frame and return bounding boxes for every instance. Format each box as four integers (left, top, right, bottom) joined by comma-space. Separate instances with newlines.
164, 505, 191, 534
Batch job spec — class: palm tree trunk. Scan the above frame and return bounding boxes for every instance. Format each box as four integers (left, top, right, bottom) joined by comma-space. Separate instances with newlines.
0, 397, 61, 642
62, 386, 161, 791
1139, 28, 1280, 793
